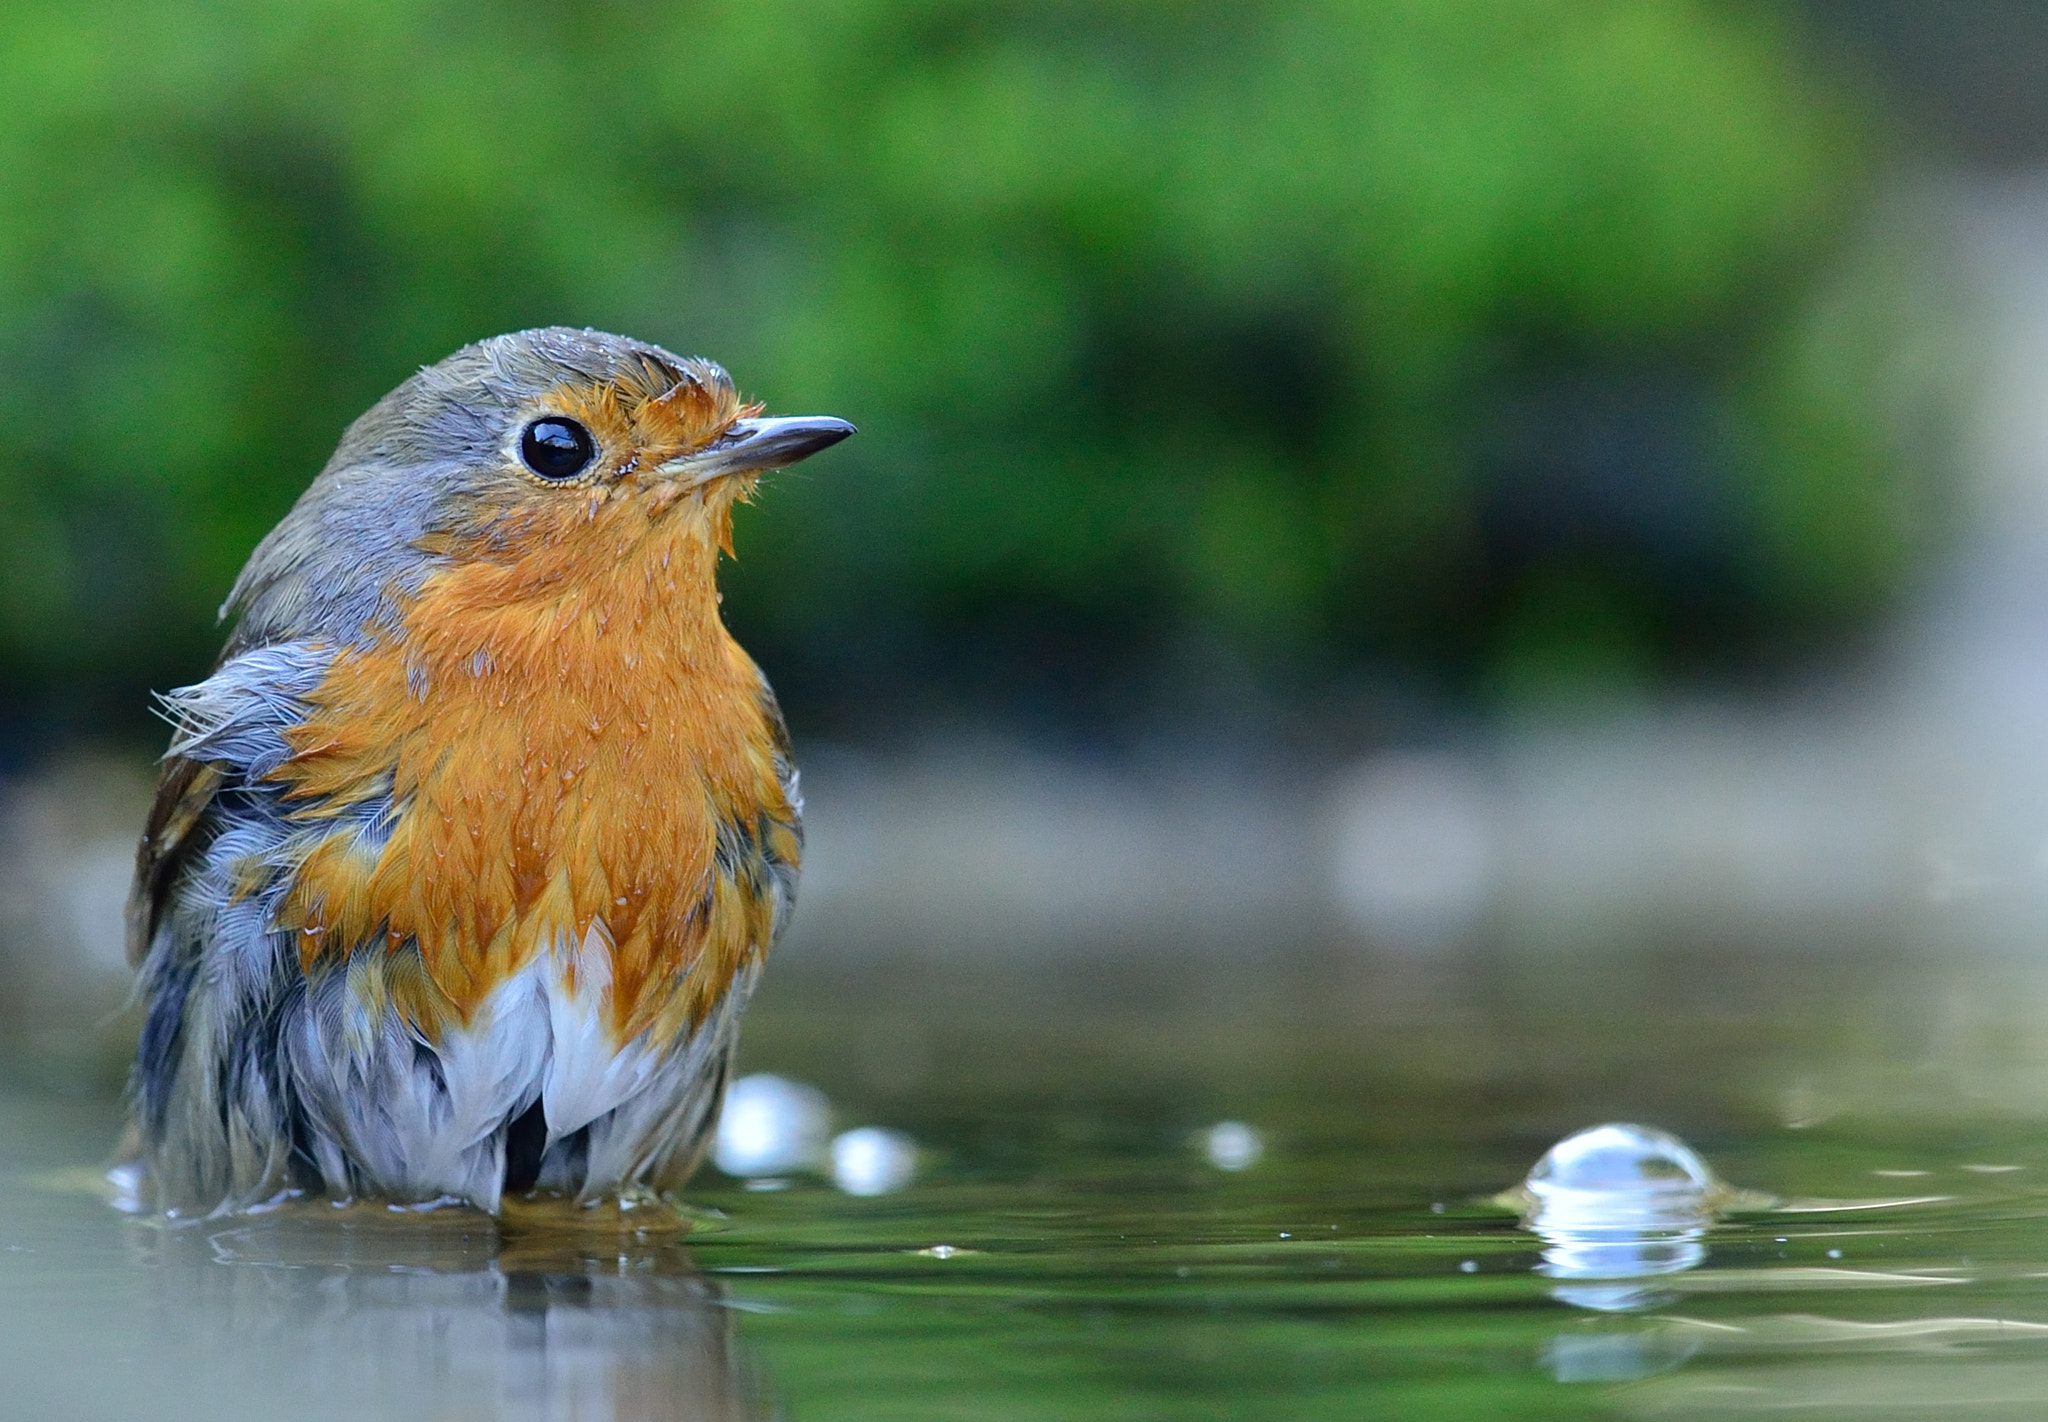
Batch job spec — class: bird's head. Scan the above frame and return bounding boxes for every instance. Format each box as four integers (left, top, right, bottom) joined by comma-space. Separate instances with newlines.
225, 327, 853, 650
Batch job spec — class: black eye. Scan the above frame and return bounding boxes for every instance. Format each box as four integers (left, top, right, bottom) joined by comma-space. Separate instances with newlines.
519, 418, 597, 479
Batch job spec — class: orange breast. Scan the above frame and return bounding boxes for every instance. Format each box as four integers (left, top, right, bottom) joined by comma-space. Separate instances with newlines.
268, 488, 797, 1045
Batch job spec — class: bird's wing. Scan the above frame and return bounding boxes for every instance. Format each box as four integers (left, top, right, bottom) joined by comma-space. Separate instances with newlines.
758, 674, 804, 945
125, 755, 226, 969
125, 641, 338, 970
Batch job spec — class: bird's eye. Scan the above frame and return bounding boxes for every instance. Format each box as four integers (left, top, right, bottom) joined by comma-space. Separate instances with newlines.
519, 418, 597, 480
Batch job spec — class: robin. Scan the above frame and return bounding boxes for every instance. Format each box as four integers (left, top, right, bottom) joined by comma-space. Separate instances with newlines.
122, 328, 852, 1216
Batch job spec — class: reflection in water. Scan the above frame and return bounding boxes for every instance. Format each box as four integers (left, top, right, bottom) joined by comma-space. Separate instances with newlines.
126, 1202, 768, 1422
1541, 1324, 1702, 1385
1504, 1122, 1753, 1386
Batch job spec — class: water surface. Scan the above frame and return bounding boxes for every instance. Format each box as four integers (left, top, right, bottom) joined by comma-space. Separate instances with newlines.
9, 934, 2048, 1419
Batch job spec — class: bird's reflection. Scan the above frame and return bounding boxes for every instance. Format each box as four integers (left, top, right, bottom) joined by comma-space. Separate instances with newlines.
123, 1198, 770, 1421
1506, 1121, 1733, 1313
1502, 1122, 1770, 1385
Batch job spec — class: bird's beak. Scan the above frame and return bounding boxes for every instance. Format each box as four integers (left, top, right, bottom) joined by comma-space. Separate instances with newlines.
659, 415, 856, 486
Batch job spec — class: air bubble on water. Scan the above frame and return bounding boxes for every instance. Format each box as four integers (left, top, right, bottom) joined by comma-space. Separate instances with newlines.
1201, 1121, 1264, 1171
1500, 1122, 1759, 1313
831, 1127, 918, 1196
1524, 1123, 1716, 1201
714, 1074, 832, 1178
105, 1161, 147, 1215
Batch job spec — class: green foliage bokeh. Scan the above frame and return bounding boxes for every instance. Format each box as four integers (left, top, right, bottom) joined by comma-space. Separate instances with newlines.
0, 0, 1923, 735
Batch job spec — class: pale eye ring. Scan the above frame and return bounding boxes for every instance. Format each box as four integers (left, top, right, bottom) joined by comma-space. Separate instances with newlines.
520, 418, 597, 479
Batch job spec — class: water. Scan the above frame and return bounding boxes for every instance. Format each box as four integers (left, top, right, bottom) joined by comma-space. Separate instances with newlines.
13, 934, 2048, 1419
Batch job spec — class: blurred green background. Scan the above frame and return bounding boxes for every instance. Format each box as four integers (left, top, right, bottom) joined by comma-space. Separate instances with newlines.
0, 0, 1949, 746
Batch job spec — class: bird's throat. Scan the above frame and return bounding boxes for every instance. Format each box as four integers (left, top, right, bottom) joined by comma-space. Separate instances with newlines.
269, 494, 792, 1043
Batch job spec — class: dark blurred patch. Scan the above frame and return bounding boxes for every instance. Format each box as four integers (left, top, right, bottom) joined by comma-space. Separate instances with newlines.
1471, 371, 1751, 700
1799, 1, 2048, 167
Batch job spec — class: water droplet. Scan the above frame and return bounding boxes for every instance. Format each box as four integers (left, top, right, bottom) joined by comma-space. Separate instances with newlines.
831, 1127, 917, 1197
1200, 1121, 1263, 1171
713, 1074, 831, 1178
105, 1161, 146, 1215
1459, 1259, 1478, 1273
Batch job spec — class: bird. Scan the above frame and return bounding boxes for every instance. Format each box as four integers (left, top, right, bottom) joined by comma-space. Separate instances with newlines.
121, 327, 852, 1216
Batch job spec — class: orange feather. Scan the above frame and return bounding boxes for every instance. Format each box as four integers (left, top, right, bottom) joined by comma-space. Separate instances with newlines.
267, 375, 797, 1045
